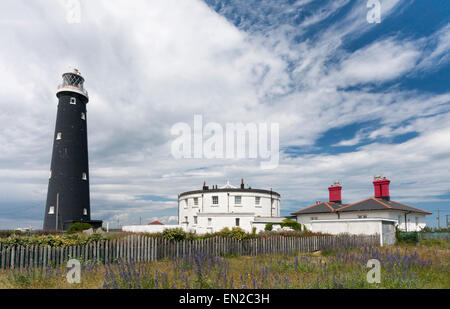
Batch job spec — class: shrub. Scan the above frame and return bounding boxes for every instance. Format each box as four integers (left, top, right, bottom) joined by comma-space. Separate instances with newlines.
265, 223, 273, 231
162, 228, 186, 241
67, 222, 93, 234
229, 227, 247, 240
281, 219, 302, 231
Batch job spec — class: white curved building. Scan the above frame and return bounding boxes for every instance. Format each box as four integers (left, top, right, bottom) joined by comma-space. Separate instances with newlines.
178, 180, 281, 233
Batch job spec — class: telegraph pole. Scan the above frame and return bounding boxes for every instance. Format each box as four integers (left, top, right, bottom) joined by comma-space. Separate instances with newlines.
437, 210, 440, 229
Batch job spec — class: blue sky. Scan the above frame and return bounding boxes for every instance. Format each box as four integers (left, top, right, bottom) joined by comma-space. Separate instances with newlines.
0, 0, 449, 229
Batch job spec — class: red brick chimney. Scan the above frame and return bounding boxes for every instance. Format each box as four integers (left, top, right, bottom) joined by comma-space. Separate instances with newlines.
373, 176, 390, 200
328, 181, 342, 204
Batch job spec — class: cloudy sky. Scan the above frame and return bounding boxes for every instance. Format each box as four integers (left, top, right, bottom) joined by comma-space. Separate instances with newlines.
0, 0, 449, 229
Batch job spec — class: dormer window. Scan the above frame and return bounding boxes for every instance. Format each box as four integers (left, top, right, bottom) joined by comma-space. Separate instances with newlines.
70, 97, 77, 105
56, 132, 62, 140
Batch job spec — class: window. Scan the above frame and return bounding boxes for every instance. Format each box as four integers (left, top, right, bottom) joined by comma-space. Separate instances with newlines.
49, 170, 52, 179
358, 215, 367, 219
81, 112, 86, 120
82, 172, 87, 180
184, 216, 188, 223
83, 208, 88, 215
255, 197, 261, 206
415, 217, 419, 226
70, 97, 77, 105
183, 200, 188, 208
212, 196, 218, 205
310, 217, 318, 221
208, 218, 212, 226
56, 132, 62, 140
235, 196, 241, 205
48, 206, 55, 215
235, 218, 240, 227
194, 216, 198, 225
194, 197, 198, 206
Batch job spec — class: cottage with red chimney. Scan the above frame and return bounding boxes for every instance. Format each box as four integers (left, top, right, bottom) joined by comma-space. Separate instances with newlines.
291, 177, 431, 245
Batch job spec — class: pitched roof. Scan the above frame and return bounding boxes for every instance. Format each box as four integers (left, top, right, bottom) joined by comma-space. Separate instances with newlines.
291, 201, 343, 215
336, 198, 432, 214
148, 221, 164, 225
291, 198, 432, 215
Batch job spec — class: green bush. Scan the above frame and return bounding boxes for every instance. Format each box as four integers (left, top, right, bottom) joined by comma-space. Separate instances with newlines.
67, 222, 93, 234
281, 219, 302, 231
228, 227, 247, 240
265, 223, 273, 231
162, 228, 186, 241
396, 230, 419, 244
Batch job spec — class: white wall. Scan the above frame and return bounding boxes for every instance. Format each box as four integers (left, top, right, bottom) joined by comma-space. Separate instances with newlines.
179, 190, 281, 233
194, 214, 255, 234
309, 218, 397, 246
296, 210, 427, 232
122, 224, 181, 233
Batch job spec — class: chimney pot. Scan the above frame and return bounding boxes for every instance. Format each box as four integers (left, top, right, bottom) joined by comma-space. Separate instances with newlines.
328, 183, 342, 204
373, 177, 390, 200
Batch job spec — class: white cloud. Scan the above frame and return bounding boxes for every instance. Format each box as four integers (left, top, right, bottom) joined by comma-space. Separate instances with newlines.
0, 0, 448, 229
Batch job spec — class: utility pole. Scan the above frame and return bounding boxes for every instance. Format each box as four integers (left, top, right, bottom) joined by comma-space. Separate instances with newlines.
437, 210, 440, 229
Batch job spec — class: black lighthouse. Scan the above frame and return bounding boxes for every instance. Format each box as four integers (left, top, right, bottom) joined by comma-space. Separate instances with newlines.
43, 69, 102, 231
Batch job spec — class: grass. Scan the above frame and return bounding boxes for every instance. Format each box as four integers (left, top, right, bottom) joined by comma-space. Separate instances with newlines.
0, 240, 448, 289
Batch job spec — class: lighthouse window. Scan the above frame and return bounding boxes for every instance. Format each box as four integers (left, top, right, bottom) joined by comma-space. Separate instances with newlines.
81, 112, 86, 120
208, 218, 212, 226
235, 196, 242, 205
235, 218, 240, 227
212, 196, 218, 205
83, 208, 88, 215
49, 170, 52, 179
56, 132, 62, 140
194, 197, 198, 206
70, 97, 76, 105
48, 206, 55, 215
194, 216, 198, 225
82, 172, 87, 180
255, 197, 261, 206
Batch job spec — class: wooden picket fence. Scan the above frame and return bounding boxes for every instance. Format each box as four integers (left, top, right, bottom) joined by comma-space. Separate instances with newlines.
0, 234, 379, 270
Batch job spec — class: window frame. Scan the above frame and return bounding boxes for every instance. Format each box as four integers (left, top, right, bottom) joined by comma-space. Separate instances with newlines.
255, 196, 261, 207
212, 196, 219, 205
234, 195, 242, 205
